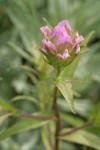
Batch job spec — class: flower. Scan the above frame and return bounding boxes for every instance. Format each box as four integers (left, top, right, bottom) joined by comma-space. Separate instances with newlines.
40, 20, 84, 67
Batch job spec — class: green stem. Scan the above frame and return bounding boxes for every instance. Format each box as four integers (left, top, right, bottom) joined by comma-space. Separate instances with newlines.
53, 68, 61, 150
60, 121, 93, 136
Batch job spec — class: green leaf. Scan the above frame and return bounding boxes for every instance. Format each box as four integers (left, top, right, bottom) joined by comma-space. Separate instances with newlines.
59, 128, 100, 150
0, 99, 17, 112
91, 103, 100, 125
60, 113, 84, 127
41, 125, 53, 150
80, 46, 90, 54
27, 72, 38, 84
61, 56, 80, 78
11, 95, 38, 106
8, 42, 34, 63
42, 18, 53, 29
57, 82, 75, 114
0, 119, 49, 141
0, 113, 11, 126
81, 31, 95, 46
18, 65, 38, 74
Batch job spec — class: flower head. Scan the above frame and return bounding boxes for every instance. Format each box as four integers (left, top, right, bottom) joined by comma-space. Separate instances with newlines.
40, 20, 84, 67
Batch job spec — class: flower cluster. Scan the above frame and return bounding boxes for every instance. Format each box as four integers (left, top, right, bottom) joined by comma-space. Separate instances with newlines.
40, 20, 84, 67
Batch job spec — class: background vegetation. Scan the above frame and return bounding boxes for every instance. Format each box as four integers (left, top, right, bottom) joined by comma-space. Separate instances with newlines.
0, 0, 100, 150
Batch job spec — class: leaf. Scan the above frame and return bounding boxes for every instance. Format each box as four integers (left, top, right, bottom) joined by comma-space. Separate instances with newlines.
42, 18, 53, 29
0, 113, 12, 126
58, 98, 91, 117
0, 99, 17, 112
57, 82, 75, 114
18, 65, 38, 74
27, 72, 38, 84
8, 42, 34, 63
0, 118, 49, 141
11, 95, 38, 106
60, 113, 84, 127
80, 46, 90, 54
59, 128, 100, 150
91, 103, 100, 125
80, 31, 95, 46
61, 55, 80, 78
41, 125, 53, 150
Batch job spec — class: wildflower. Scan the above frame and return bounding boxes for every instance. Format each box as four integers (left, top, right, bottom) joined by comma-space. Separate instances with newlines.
40, 20, 84, 68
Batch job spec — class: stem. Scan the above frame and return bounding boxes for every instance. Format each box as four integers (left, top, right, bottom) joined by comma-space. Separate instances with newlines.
20, 113, 55, 120
60, 121, 93, 136
53, 68, 61, 150
0, 109, 55, 120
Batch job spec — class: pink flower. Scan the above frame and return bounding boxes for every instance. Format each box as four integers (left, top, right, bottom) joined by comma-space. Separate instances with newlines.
40, 20, 84, 67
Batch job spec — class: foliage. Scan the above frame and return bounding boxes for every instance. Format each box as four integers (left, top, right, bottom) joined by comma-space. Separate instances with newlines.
0, 0, 100, 150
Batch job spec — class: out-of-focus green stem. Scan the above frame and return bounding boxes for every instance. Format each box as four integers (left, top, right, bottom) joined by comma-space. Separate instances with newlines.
53, 68, 61, 150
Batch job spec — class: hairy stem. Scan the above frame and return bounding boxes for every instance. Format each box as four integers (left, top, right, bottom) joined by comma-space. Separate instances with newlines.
53, 68, 61, 150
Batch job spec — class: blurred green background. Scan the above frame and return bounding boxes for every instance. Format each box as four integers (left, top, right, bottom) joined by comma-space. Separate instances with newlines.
0, 0, 100, 150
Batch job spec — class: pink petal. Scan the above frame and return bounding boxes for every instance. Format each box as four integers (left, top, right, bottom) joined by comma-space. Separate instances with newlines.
73, 32, 84, 51
52, 25, 67, 38
52, 25, 72, 47
73, 32, 84, 44
56, 53, 64, 59
75, 46, 80, 54
42, 39, 56, 53
40, 26, 51, 39
74, 44, 80, 54
57, 35, 72, 46
63, 49, 70, 59
79, 35, 84, 43
58, 20, 72, 33
57, 49, 70, 60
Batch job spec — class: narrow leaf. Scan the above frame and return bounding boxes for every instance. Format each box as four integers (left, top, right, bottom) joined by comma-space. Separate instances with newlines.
18, 65, 38, 74
0, 99, 17, 112
80, 47, 90, 54
42, 18, 53, 29
8, 42, 34, 63
81, 31, 95, 46
60, 113, 84, 127
41, 125, 53, 150
57, 82, 75, 114
0, 119, 49, 141
11, 95, 38, 106
0, 113, 11, 126
27, 72, 38, 83
60, 128, 100, 150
